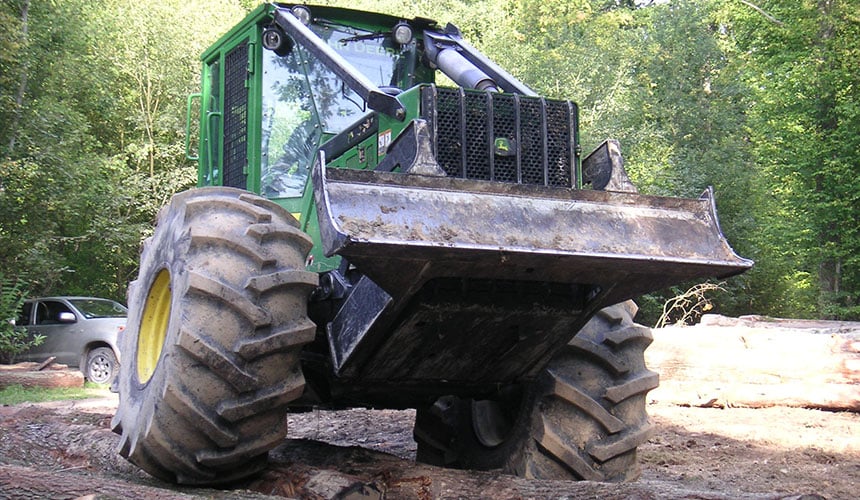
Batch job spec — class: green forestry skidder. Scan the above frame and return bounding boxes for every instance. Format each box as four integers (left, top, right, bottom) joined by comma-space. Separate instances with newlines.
112, 3, 752, 485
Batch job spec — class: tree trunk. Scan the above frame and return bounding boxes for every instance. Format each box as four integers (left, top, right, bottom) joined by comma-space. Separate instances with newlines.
7, 0, 30, 154
0, 464, 262, 500
646, 315, 860, 411
813, 0, 842, 318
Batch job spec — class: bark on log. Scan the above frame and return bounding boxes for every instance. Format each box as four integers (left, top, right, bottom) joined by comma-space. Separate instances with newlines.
646, 316, 860, 411
0, 464, 272, 499
0, 363, 84, 389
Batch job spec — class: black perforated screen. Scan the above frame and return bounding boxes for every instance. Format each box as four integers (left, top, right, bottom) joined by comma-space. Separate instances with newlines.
424, 87, 577, 188
222, 42, 248, 189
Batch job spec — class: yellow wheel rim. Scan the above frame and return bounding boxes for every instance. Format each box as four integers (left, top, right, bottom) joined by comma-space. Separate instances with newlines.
137, 269, 171, 383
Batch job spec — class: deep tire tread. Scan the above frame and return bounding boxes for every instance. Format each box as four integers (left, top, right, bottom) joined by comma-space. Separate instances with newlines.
532, 317, 656, 481
247, 222, 313, 255
245, 270, 319, 295
587, 421, 655, 462
190, 227, 276, 267
237, 319, 317, 360
536, 421, 603, 481
129, 438, 177, 482
177, 328, 259, 389
216, 375, 306, 422
186, 195, 273, 223
547, 368, 625, 433
604, 370, 659, 404
162, 384, 238, 448
240, 193, 298, 225
605, 324, 653, 347
413, 300, 657, 483
187, 271, 271, 326
569, 336, 629, 375
113, 188, 317, 486
145, 414, 216, 481
197, 422, 286, 467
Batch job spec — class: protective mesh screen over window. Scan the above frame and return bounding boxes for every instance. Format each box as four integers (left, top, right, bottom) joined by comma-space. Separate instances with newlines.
223, 42, 249, 189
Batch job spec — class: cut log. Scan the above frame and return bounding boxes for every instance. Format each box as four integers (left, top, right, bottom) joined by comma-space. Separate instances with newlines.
0, 463, 264, 499
0, 363, 84, 389
0, 361, 70, 372
646, 315, 860, 412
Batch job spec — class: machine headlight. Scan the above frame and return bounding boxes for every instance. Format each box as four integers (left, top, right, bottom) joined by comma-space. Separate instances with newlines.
393, 22, 413, 45
291, 5, 312, 26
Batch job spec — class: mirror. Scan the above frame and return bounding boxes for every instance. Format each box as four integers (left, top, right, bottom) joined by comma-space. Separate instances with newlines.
58, 312, 77, 323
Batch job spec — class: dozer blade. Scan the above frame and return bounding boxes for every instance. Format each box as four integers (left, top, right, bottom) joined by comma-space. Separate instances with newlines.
314, 161, 751, 303
311, 155, 752, 385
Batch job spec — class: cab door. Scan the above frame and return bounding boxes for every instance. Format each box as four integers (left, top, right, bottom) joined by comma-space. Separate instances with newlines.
199, 27, 260, 192
22, 300, 80, 365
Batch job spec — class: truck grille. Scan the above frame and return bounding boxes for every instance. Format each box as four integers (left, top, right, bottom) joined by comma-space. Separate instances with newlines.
422, 86, 579, 188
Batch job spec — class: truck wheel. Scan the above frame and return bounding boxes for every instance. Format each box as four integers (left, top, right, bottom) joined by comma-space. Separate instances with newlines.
85, 347, 118, 385
413, 301, 658, 482
111, 188, 318, 485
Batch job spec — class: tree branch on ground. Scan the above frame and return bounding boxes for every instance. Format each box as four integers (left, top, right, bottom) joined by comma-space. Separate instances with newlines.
656, 282, 726, 328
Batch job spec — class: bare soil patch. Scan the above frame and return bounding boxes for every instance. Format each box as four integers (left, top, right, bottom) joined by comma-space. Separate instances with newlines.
1, 320, 858, 498
0, 394, 857, 498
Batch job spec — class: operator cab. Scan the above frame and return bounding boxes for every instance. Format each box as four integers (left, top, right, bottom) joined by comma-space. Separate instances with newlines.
196, 4, 436, 201
194, 4, 541, 204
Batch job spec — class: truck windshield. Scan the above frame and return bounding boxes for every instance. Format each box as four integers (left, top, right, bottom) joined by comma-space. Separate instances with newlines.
260, 23, 401, 198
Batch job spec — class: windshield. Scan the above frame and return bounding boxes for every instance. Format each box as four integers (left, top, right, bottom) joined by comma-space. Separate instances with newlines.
260, 22, 402, 198
69, 299, 128, 319
310, 23, 400, 131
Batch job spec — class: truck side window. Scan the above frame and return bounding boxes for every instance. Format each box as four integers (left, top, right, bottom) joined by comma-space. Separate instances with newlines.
17, 302, 32, 326
36, 301, 73, 325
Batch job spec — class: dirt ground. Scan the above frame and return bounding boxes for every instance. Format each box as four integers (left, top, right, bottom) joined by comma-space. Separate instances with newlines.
1, 318, 859, 499
0, 392, 856, 499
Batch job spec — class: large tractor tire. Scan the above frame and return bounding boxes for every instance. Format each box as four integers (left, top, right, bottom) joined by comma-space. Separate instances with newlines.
111, 188, 318, 485
413, 301, 658, 482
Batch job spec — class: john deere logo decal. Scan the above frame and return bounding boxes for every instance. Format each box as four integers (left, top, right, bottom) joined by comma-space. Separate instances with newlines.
494, 137, 516, 156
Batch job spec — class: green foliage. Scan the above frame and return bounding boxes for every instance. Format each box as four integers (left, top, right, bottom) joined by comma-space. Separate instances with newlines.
731, 0, 860, 319
0, 0, 857, 320
0, 274, 42, 363
0, 383, 111, 405
0, 0, 245, 303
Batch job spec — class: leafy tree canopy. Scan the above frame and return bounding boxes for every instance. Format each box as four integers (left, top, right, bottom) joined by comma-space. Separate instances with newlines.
1, 0, 857, 320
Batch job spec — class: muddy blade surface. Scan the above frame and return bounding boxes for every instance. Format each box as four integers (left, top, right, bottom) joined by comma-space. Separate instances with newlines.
314, 164, 752, 307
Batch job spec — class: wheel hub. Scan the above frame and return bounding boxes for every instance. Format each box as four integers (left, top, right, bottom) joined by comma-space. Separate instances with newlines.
470, 385, 523, 448
136, 269, 171, 383
90, 355, 111, 382
471, 399, 512, 447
